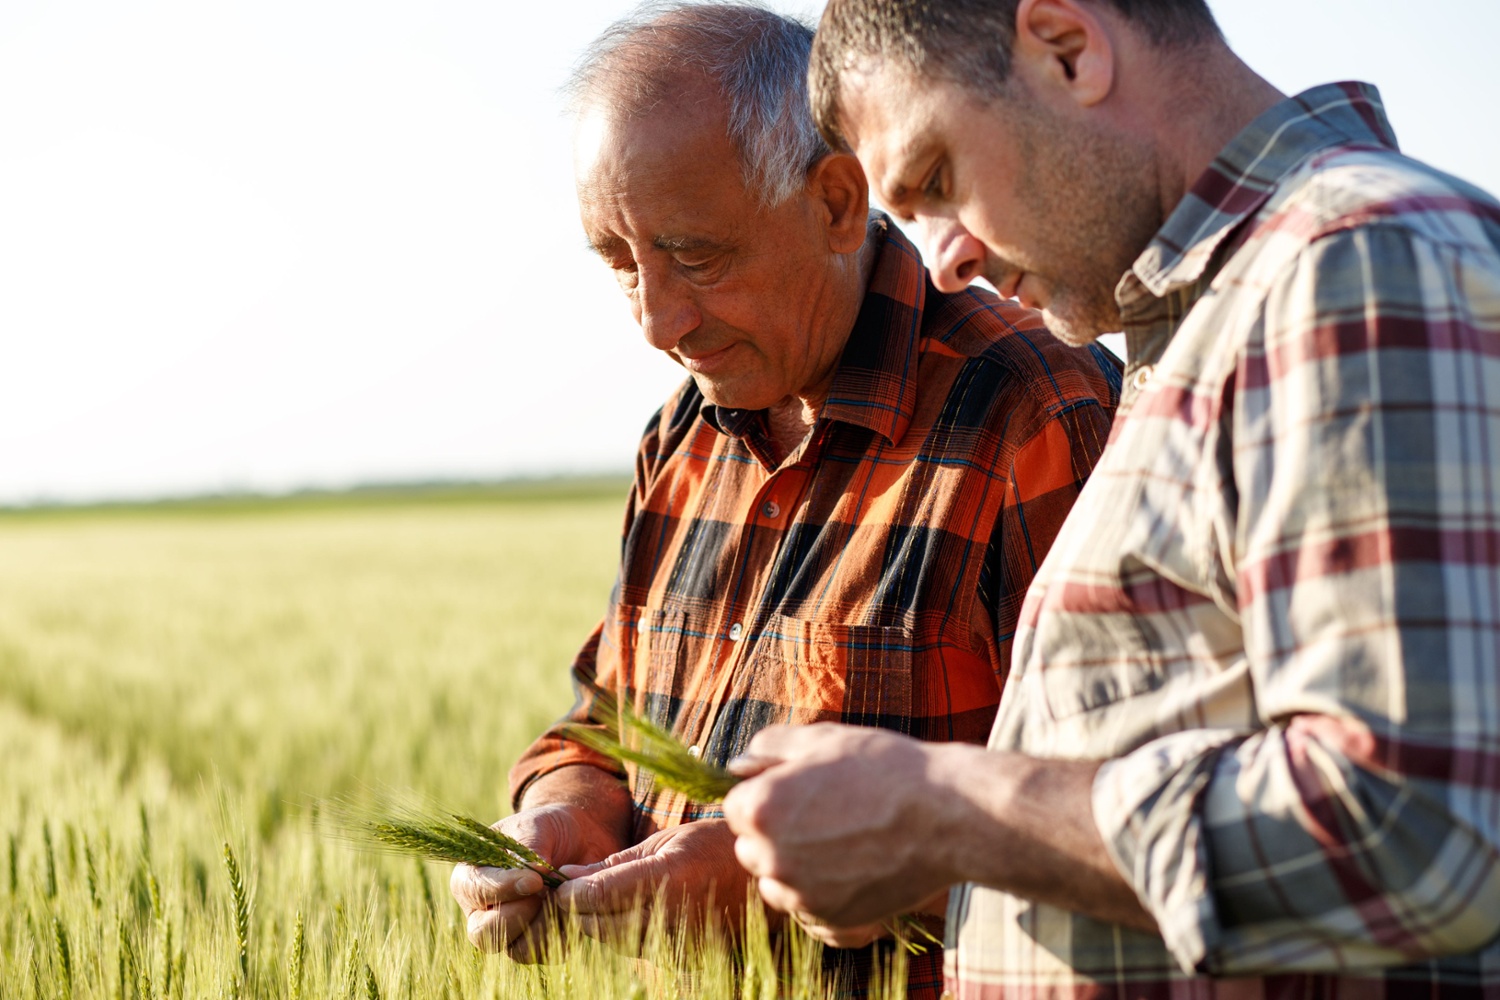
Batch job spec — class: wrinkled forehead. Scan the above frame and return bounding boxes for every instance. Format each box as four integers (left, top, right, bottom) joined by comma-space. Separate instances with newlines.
571, 74, 732, 189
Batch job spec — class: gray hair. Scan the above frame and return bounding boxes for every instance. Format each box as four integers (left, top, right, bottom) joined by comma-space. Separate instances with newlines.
565, 1, 831, 207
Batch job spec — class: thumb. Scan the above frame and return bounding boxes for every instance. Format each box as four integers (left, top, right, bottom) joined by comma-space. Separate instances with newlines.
556, 835, 658, 880
739, 724, 804, 762
553, 846, 668, 915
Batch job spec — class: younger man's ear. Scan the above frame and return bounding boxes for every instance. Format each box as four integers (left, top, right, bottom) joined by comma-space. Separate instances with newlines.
807, 151, 870, 254
1014, 0, 1114, 108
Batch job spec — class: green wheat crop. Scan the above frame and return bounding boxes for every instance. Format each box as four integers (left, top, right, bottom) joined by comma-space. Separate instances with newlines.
0, 485, 917, 998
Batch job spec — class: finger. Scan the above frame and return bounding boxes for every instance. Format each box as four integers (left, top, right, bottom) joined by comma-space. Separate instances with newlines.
723, 774, 774, 839
452, 864, 545, 912
467, 898, 541, 953
724, 753, 779, 779
798, 920, 883, 950
731, 829, 776, 878
741, 724, 804, 760
755, 875, 806, 917
506, 910, 557, 965
555, 835, 657, 881
554, 854, 664, 915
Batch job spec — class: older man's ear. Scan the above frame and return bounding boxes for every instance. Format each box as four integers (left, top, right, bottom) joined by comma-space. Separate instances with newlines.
806, 151, 871, 255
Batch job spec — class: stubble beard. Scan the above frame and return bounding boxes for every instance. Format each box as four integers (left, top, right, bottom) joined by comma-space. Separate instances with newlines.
1006, 97, 1161, 348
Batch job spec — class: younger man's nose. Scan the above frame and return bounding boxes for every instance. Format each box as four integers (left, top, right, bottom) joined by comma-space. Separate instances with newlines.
923, 222, 987, 294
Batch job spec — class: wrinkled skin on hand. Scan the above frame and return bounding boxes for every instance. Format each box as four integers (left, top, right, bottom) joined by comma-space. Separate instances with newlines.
449, 803, 620, 962
723, 723, 959, 929
553, 818, 764, 948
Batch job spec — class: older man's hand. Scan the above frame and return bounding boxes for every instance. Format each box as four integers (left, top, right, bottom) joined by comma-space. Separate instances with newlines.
550, 818, 761, 946
722, 723, 960, 929
449, 802, 621, 962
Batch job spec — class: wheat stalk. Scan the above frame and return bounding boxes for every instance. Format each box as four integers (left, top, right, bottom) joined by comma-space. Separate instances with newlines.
83, 836, 100, 910
53, 915, 73, 1000
565, 686, 940, 955
222, 842, 251, 988
42, 823, 57, 900
337, 798, 565, 889
287, 910, 305, 1000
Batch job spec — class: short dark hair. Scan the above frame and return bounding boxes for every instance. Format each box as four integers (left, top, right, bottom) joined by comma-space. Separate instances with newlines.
809, 0, 1221, 149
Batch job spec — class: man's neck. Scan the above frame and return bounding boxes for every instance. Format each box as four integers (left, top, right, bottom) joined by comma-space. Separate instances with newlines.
1137, 46, 1285, 224
759, 228, 882, 467
763, 398, 817, 467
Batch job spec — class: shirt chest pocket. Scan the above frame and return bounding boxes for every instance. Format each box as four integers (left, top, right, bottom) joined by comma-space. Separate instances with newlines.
604, 606, 914, 761
602, 604, 686, 729
706, 615, 915, 760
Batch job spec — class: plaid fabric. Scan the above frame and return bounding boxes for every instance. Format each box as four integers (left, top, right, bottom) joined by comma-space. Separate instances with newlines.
951, 83, 1500, 997
510, 221, 1121, 998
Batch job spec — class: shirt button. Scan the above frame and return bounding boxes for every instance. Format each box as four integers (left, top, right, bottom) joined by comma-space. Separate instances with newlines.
729, 622, 743, 641
688, 745, 701, 758
1131, 365, 1153, 391
761, 500, 781, 519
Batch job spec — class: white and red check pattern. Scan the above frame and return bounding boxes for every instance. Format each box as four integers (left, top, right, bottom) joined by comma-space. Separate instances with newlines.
949, 83, 1500, 998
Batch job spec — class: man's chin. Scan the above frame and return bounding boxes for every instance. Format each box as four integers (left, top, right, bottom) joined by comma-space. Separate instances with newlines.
692, 375, 765, 412
1041, 300, 1120, 348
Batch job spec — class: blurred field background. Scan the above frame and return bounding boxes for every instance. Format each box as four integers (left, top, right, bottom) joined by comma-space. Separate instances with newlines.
0, 481, 874, 997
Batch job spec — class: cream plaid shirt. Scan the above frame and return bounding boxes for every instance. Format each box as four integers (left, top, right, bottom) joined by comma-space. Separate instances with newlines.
948, 83, 1500, 998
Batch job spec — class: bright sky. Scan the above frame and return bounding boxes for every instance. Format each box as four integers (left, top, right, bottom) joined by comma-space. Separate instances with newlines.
2, 0, 1496, 503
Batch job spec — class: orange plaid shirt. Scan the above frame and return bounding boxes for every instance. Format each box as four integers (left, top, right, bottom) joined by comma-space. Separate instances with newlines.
512, 221, 1121, 997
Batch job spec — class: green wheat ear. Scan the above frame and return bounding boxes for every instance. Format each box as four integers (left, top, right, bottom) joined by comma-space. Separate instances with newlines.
334, 797, 565, 889
560, 686, 740, 804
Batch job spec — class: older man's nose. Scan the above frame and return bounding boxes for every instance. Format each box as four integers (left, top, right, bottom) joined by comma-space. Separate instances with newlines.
636, 275, 700, 352
924, 222, 986, 294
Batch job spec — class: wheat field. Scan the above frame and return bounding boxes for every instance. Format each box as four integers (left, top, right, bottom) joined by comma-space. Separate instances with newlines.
0, 483, 899, 998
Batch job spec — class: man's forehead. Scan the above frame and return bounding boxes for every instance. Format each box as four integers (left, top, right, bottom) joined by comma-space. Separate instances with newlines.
839, 68, 947, 183
572, 90, 734, 187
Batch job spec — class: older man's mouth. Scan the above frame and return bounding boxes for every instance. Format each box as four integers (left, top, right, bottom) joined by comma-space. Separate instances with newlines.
676, 342, 739, 375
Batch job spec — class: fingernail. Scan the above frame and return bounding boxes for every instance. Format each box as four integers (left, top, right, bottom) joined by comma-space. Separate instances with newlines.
516, 873, 543, 895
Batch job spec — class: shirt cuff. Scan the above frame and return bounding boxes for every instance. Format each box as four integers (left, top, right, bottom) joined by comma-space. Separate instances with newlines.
1091, 727, 1243, 973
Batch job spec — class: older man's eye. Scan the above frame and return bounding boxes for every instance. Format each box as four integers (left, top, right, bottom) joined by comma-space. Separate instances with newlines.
677, 256, 723, 278
922, 165, 946, 201
610, 262, 639, 291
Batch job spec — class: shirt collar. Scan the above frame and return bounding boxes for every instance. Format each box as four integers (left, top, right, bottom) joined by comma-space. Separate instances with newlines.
1127, 81, 1398, 300
703, 218, 924, 448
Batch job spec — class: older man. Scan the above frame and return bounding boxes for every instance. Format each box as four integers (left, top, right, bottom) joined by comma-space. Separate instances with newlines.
724, 0, 1500, 997
448, 2, 1119, 995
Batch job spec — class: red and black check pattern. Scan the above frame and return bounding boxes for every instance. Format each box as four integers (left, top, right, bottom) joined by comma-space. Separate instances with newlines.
511, 221, 1120, 998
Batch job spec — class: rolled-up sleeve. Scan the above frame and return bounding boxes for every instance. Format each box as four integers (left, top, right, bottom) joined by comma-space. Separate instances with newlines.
1092, 224, 1500, 973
